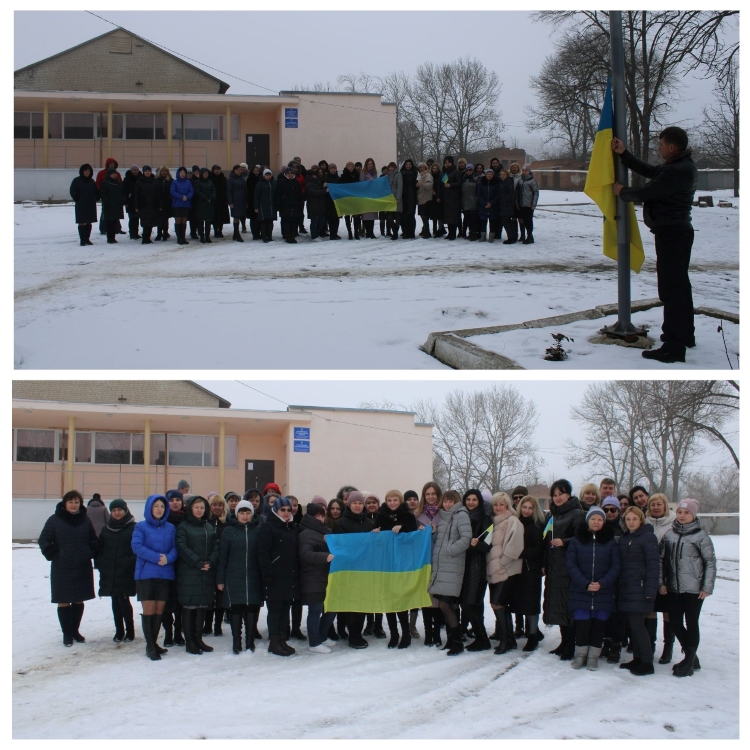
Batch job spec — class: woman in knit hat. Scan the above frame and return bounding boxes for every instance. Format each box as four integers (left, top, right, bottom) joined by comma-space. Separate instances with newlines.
658, 498, 716, 677
95, 499, 137, 643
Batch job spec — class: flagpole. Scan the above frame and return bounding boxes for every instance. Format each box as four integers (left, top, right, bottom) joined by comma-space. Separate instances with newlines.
608, 10, 642, 336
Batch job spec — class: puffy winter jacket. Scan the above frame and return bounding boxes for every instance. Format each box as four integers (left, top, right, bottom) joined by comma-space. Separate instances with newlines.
254, 178, 276, 221
377, 502, 419, 533
297, 514, 332, 604
428, 504, 472, 597
486, 509, 524, 583
460, 506, 491, 606
617, 149, 698, 230
95, 512, 137, 597
176, 496, 219, 608
497, 176, 516, 217
170, 168, 195, 209
193, 177, 217, 222
226, 172, 249, 219
386, 169, 403, 212
617, 523, 659, 612
566, 522, 621, 612
131, 494, 178, 581
477, 177, 499, 221
69, 164, 98, 224
99, 174, 126, 220
334, 508, 375, 534
515, 173, 539, 209
659, 518, 716, 595
440, 165, 462, 225
257, 510, 299, 602
133, 173, 161, 226
216, 517, 263, 608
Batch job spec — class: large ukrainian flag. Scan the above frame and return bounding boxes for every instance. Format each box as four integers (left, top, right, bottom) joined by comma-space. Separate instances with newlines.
326, 176, 397, 218
584, 78, 645, 273
324, 529, 433, 613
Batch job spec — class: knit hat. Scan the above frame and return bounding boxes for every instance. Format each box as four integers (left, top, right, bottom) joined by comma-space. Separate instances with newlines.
485, 168, 495, 175
466, 163, 474, 169
142, 165, 152, 173
347, 491, 365, 506
224, 491, 240, 502
109, 498, 128, 512
240, 162, 249, 170
677, 498, 699, 518
586, 506, 606, 522
264, 482, 282, 495
191, 165, 200, 172
177, 479, 190, 491
235, 499, 254, 516
404, 490, 418, 502
272, 496, 293, 512
293, 156, 302, 161
511, 486, 529, 498
601, 496, 620, 510
307, 502, 326, 516
165, 489, 184, 503
310, 494, 328, 507
263, 168, 272, 176
130, 163, 140, 170
242, 489, 261, 501
522, 163, 532, 171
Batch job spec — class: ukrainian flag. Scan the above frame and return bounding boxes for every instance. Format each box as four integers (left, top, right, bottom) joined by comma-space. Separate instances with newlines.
326, 176, 397, 218
584, 78, 645, 273
324, 530, 433, 613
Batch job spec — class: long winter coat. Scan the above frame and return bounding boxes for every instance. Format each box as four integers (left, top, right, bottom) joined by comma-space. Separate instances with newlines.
298, 514, 332, 605
39, 502, 98, 603
460, 172, 478, 212
193, 177, 217, 222
542, 496, 585, 626
486, 509, 524, 583
417, 171, 434, 207
400, 163, 418, 216
323, 171, 341, 221
359, 169, 380, 220
209, 168, 230, 225
122, 169, 141, 214
134, 173, 161, 227
254, 178, 277, 221
275, 175, 304, 218
170, 168, 194, 209
617, 149, 697, 230
94, 511, 137, 597
386, 169, 404, 213
510, 514, 545, 615
226, 172, 249, 220
176, 497, 219, 608
617, 523, 659, 612
566, 523, 621, 613
429, 170, 444, 220
131, 494, 178, 581
69, 164, 98, 223
304, 175, 327, 219
515, 173, 539, 210
334, 508, 375, 535
86, 497, 110, 537
497, 175, 516, 217
460, 506, 491, 606
216, 517, 263, 609
659, 519, 716, 595
440, 165, 462, 225
477, 177, 500, 222
246, 171, 260, 211
99, 174, 126, 221
257, 510, 299, 602
428, 504, 472, 597
156, 174, 173, 218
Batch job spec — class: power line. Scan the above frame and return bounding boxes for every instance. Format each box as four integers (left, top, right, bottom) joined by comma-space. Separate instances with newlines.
85, 11, 396, 117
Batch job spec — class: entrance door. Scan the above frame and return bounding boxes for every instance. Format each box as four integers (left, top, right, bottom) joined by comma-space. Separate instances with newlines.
245, 459, 275, 494
245, 134, 270, 168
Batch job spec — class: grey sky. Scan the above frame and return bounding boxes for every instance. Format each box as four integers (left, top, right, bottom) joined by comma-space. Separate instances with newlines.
14, 10, 729, 155
196, 379, 737, 491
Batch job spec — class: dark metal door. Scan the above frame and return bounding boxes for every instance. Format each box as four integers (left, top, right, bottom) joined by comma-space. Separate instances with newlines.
244, 459, 275, 494
245, 134, 270, 168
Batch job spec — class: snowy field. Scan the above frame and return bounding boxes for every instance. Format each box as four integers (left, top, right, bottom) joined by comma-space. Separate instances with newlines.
13, 536, 739, 739
14, 190, 738, 370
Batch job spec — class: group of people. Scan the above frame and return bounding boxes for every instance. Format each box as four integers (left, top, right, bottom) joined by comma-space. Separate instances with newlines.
68, 155, 540, 248
38, 476, 715, 678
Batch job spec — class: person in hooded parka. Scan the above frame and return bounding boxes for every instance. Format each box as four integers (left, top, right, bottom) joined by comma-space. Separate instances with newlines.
209, 165, 230, 239
69, 163, 98, 246
133, 165, 161, 244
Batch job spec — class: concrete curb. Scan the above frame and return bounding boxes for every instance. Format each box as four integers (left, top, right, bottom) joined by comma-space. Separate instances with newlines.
422, 299, 739, 370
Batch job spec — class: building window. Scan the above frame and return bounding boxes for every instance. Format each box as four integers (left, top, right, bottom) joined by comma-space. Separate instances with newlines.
47, 113, 62, 139
98, 113, 124, 139
124, 114, 154, 140
131, 433, 166, 465
31, 113, 45, 139
63, 113, 95, 140
167, 434, 238, 467
183, 115, 213, 141
154, 115, 168, 140
14, 112, 29, 139
15, 429, 56, 462
94, 432, 132, 464
75, 432, 92, 463
230, 115, 240, 141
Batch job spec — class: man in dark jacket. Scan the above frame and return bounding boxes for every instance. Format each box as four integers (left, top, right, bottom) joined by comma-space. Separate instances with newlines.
612, 127, 698, 363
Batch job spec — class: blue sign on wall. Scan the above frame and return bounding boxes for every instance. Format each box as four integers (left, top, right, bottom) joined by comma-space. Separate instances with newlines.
294, 427, 310, 440
284, 107, 299, 128
293, 440, 310, 453
285, 108, 299, 118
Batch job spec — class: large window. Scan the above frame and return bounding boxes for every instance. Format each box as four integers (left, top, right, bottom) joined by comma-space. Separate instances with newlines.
168, 435, 238, 467
15, 429, 56, 462
63, 113, 95, 139
98, 113, 124, 139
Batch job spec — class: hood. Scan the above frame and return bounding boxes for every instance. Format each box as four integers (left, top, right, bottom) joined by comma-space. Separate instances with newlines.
144, 494, 170, 527
575, 521, 615, 544
88, 497, 105, 507
175, 166, 190, 182
300, 514, 329, 535
79, 163, 93, 179
185, 495, 209, 525
550, 496, 582, 517
54, 500, 89, 525
105, 158, 119, 169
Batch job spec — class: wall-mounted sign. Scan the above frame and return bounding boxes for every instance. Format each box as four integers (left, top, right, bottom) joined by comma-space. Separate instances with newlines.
294, 427, 310, 440
284, 107, 299, 128
293, 440, 310, 453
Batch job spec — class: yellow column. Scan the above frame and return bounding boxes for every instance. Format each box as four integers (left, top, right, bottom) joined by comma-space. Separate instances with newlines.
107, 102, 113, 162
166, 104, 172, 168
66, 416, 75, 493
43, 102, 49, 168
143, 419, 151, 498
225, 104, 231, 170
218, 422, 226, 496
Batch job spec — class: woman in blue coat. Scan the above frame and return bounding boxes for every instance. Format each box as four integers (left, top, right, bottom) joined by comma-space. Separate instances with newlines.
566, 506, 621, 670
131, 494, 178, 661
476, 169, 500, 242
617, 506, 660, 675
169, 166, 194, 245
217, 499, 263, 654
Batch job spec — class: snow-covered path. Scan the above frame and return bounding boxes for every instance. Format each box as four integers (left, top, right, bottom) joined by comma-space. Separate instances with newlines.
14, 190, 738, 369
13, 537, 739, 739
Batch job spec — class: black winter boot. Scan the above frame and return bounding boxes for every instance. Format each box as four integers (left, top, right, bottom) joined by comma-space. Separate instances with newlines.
493, 609, 512, 655
345, 216, 354, 240
607, 641, 622, 664
71, 603, 86, 643
659, 621, 675, 664
244, 609, 256, 652
230, 612, 243, 654
112, 600, 125, 643
290, 603, 306, 640
269, 635, 292, 657
397, 612, 412, 649
204, 221, 213, 243
422, 608, 434, 646
78, 225, 87, 246
445, 626, 465, 656
250, 608, 262, 641
373, 613, 386, 638
141, 227, 152, 244
58, 607, 74, 647
203, 609, 213, 635
162, 621, 174, 647
233, 224, 244, 242
466, 617, 492, 652
645, 617, 658, 659
433, 610, 444, 647
327, 623, 340, 641
506, 610, 518, 650
141, 614, 161, 660
196, 610, 214, 652
523, 632, 541, 652
182, 609, 201, 654
558, 625, 576, 661
387, 619, 400, 649
214, 608, 224, 636
673, 648, 697, 677
124, 608, 135, 643
363, 614, 374, 636
189, 221, 198, 239
151, 615, 168, 654
490, 609, 502, 641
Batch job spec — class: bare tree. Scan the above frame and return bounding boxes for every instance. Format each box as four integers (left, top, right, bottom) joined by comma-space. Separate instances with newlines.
289, 81, 334, 92
696, 59, 739, 196
681, 465, 739, 512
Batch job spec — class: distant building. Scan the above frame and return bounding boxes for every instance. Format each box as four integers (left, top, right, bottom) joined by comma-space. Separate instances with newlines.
464, 147, 527, 169
14, 26, 396, 177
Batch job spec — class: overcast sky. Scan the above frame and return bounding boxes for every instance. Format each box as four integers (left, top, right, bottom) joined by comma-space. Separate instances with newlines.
14, 9, 732, 155
195, 379, 737, 491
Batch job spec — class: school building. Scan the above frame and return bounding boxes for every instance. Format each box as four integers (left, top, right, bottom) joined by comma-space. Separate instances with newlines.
14, 26, 396, 201
11, 381, 433, 539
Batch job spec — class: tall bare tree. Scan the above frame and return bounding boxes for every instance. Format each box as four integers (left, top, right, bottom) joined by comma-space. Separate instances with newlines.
696, 59, 739, 197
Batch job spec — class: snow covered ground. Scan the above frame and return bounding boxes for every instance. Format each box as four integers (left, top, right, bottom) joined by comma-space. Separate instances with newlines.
13, 536, 739, 739
14, 190, 738, 369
